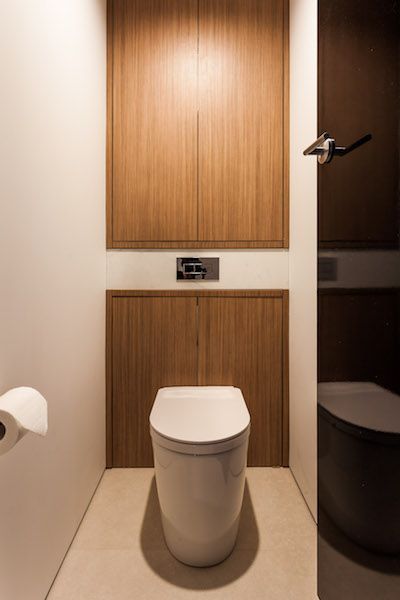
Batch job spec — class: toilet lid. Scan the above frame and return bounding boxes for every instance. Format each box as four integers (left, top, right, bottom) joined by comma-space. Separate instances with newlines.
150, 386, 250, 444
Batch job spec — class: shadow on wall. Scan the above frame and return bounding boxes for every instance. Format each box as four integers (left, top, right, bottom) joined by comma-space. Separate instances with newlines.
140, 477, 259, 590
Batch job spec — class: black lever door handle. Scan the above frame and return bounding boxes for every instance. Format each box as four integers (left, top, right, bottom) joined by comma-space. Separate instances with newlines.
334, 134, 372, 156
303, 132, 372, 164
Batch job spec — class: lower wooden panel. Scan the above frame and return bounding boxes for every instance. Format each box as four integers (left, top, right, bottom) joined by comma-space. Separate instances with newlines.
198, 297, 283, 466
111, 296, 198, 466
107, 290, 288, 467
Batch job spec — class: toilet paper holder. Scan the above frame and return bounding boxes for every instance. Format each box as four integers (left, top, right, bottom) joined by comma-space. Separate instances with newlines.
0, 387, 48, 455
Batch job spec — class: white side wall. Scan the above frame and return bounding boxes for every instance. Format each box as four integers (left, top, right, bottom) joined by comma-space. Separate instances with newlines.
289, 0, 318, 518
0, 2, 106, 599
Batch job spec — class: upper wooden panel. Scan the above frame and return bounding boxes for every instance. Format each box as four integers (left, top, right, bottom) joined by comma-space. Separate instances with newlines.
110, 0, 198, 242
198, 0, 285, 242
107, 0, 289, 248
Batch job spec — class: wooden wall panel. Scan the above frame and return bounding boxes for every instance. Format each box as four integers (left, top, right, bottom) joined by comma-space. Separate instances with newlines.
111, 0, 198, 242
198, 296, 284, 466
107, 290, 288, 467
198, 0, 286, 242
107, 0, 289, 248
111, 296, 198, 466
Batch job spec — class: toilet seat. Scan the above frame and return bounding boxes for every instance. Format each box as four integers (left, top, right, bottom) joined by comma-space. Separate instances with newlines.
150, 386, 251, 455
150, 426, 250, 455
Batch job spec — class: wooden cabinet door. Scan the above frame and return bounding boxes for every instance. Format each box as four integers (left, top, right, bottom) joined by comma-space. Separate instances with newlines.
107, 290, 288, 467
110, 0, 198, 243
198, 296, 285, 466
111, 296, 198, 466
198, 0, 287, 243
108, 0, 288, 248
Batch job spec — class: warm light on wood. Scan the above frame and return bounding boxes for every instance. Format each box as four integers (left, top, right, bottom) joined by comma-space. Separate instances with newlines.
107, 0, 289, 248
107, 290, 289, 468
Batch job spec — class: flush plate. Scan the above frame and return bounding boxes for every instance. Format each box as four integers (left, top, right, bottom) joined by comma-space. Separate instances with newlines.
177, 257, 220, 281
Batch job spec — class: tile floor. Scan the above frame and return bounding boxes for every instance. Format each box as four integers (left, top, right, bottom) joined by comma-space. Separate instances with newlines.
47, 468, 317, 600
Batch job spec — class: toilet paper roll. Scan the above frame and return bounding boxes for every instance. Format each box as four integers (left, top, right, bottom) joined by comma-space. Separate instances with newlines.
0, 387, 48, 456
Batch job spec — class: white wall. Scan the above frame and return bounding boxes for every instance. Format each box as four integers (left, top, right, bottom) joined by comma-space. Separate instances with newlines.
289, 0, 318, 518
107, 250, 289, 290
0, 2, 106, 599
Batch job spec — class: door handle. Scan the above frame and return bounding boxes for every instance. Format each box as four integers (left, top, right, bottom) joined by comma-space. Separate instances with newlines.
303, 132, 372, 164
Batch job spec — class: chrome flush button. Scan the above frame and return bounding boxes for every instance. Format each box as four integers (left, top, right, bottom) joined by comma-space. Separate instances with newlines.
177, 258, 219, 281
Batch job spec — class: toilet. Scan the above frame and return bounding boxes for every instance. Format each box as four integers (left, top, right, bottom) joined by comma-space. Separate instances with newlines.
149, 386, 250, 567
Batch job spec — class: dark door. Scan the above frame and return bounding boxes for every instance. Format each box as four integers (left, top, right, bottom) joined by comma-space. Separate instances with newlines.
317, 2, 400, 599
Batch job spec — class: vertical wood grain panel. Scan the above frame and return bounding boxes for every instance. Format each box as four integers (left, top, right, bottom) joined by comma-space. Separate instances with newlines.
112, 296, 198, 466
108, 0, 289, 248
112, 0, 198, 242
106, 291, 113, 467
108, 290, 288, 467
282, 290, 289, 466
198, 297, 283, 466
198, 0, 285, 242
106, 1, 114, 248
282, 0, 290, 248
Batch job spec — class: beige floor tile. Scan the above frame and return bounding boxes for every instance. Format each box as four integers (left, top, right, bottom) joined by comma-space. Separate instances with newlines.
47, 468, 317, 600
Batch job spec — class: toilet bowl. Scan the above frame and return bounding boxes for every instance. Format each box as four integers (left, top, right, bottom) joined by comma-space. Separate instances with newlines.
149, 386, 250, 567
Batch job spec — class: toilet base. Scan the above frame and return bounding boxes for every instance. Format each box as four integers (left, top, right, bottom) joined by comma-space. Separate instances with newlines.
161, 510, 240, 567
152, 436, 249, 569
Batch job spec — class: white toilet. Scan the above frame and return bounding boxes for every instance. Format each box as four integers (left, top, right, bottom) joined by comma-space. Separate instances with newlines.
149, 386, 250, 567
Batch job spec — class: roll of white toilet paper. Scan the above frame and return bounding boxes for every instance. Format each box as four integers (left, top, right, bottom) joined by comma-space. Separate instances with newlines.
0, 387, 48, 456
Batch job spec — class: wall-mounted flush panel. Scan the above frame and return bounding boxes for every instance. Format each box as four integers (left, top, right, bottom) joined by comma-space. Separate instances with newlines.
177, 258, 219, 281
